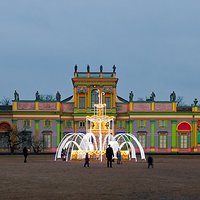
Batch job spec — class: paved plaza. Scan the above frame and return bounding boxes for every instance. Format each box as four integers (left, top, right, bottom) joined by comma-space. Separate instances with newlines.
0, 155, 200, 200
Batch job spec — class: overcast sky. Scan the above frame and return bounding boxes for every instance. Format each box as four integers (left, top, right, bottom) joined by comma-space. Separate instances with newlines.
0, 0, 200, 105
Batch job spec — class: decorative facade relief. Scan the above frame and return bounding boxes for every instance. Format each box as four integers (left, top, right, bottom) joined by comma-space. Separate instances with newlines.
17, 102, 35, 110
103, 86, 113, 93
38, 102, 57, 111
154, 103, 172, 112
133, 103, 151, 112
117, 103, 128, 113
77, 86, 88, 93
62, 104, 74, 113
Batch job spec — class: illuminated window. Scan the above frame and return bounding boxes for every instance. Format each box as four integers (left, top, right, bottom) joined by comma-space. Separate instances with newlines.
159, 134, 167, 148
180, 134, 188, 148
79, 121, 85, 128
23, 120, 31, 129
79, 97, 85, 109
44, 120, 51, 128
43, 134, 52, 148
138, 120, 146, 128
138, 134, 146, 148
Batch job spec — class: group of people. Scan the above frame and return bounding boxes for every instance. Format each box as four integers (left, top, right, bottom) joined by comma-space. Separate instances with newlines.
83, 144, 154, 168
83, 145, 122, 168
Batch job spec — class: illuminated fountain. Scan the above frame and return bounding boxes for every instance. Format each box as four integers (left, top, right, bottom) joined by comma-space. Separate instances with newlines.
55, 90, 145, 162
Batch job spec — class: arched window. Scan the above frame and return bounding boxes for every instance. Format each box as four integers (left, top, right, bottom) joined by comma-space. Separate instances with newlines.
91, 90, 99, 107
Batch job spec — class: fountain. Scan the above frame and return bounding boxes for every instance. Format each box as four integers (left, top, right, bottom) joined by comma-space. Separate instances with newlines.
55, 90, 145, 162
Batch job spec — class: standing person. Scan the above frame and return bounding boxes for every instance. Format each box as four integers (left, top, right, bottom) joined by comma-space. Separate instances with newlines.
116, 148, 122, 164
84, 153, 90, 167
106, 144, 114, 168
147, 156, 153, 168
23, 147, 28, 163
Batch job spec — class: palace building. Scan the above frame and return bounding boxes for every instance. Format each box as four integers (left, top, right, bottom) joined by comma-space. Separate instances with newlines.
0, 65, 200, 153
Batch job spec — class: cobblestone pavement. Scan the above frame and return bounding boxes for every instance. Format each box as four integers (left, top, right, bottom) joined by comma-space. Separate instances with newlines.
0, 155, 199, 200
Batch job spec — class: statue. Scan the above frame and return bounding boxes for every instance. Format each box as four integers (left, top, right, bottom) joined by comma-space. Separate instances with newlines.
56, 91, 61, 101
170, 91, 176, 102
74, 65, 78, 73
150, 92, 156, 101
35, 91, 40, 101
194, 98, 198, 106
87, 65, 90, 73
100, 65, 103, 73
14, 90, 19, 101
113, 65, 116, 73
129, 91, 134, 102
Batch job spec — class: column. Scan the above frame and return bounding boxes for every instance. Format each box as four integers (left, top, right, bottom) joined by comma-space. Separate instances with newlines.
56, 120, 61, 146
35, 120, 40, 144
171, 120, 177, 150
60, 120, 64, 140
112, 88, 116, 108
129, 120, 133, 134
192, 120, 197, 150
150, 120, 155, 150
11, 119, 18, 143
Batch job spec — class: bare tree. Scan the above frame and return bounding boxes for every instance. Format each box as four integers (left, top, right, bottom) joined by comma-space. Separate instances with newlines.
30, 136, 44, 153
177, 96, 185, 106
40, 94, 56, 101
0, 97, 11, 105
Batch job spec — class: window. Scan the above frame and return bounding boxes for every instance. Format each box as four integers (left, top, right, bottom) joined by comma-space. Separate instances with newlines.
138, 134, 146, 148
66, 121, 73, 128
105, 97, 111, 109
23, 120, 31, 129
79, 121, 85, 128
79, 97, 85, 109
44, 120, 51, 128
198, 132, 200, 144
0, 132, 9, 148
117, 121, 125, 129
138, 120, 146, 128
91, 90, 99, 107
180, 134, 188, 148
158, 120, 167, 128
43, 134, 52, 148
159, 134, 167, 148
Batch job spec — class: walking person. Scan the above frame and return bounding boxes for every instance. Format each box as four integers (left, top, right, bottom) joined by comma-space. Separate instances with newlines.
84, 153, 90, 167
116, 148, 122, 164
147, 156, 153, 168
23, 146, 28, 163
106, 144, 114, 168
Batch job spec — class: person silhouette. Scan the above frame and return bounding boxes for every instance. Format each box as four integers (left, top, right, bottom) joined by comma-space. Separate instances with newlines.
106, 144, 114, 168
147, 156, 153, 168
116, 148, 122, 164
84, 153, 90, 167
23, 147, 28, 163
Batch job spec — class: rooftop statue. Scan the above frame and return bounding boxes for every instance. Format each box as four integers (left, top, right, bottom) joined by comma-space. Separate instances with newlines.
56, 91, 61, 101
74, 65, 78, 73
129, 91, 134, 102
35, 91, 40, 101
100, 65, 103, 73
194, 98, 198, 106
170, 91, 176, 102
14, 90, 19, 101
150, 92, 156, 101
87, 65, 90, 72
113, 65, 116, 73
147, 92, 156, 102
